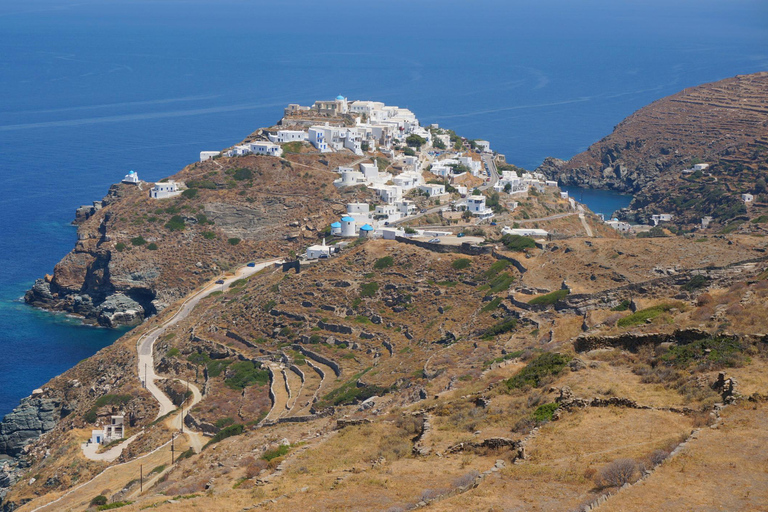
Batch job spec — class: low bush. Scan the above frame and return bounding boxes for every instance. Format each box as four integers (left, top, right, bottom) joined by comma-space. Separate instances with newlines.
130, 236, 146, 246
532, 402, 558, 422
227, 237, 241, 245
594, 458, 640, 488
224, 361, 269, 390
481, 296, 501, 313
484, 259, 510, 279
488, 273, 515, 294
611, 299, 631, 312
202, 231, 216, 240
661, 336, 748, 370
115, 242, 126, 252
97, 502, 133, 511
261, 443, 290, 462
505, 352, 572, 390
90, 496, 108, 507
682, 274, 709, 292
181, 188, 198, 199
231, 168, 253, 181
360, 282, 379, 297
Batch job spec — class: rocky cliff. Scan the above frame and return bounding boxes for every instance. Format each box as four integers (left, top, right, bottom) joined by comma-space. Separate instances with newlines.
24, 149, 370, 327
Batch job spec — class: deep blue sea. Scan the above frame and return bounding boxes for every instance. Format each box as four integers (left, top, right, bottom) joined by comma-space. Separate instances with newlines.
0, 0, 766, 417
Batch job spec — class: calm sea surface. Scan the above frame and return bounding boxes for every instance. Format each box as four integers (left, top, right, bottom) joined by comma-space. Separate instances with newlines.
0, 0, 766, 416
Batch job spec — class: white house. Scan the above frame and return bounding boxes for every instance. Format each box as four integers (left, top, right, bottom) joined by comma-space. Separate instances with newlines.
475, 140, 491, 152
248, 141, 283, 157
306, 238, 333, 260
308, 127, 330, 153
347, 203, 372, 224
651, 213, 674, 226
545, 180, 558, 187
90, 430, 104, 445
694, 163, 710, 171
150, 181, 182, 199
466, 196, 494, 219
560, 191, 569, 199
701, 216, 713, 229
199, 151, 219, 162
605, 220, 632, 233
268, 130, 308, 144
419, 184, 446, 197
121, 171, 140, 184
742, 193, 754, 203
105, 415, 124, 441
502, 227, 548, 238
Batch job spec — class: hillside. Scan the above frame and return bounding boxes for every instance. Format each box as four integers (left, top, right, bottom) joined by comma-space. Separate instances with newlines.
538, 72, 768, 229
5, 231, 768, 511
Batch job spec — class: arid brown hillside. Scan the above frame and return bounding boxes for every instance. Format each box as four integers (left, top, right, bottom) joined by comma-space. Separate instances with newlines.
24, 150, 374, 327
538, 72, 768, 194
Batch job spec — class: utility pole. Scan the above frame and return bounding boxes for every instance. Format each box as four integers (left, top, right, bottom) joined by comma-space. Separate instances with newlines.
171, 433, 175, 464
140, 464, 143, 493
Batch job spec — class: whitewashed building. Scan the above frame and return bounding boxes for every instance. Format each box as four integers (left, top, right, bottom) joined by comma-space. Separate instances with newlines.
248, 141, 283, 157
651, 213, 674, 226
200, 151, 220, 162
150, 181, 183, 199
121, 171, 140, 184
742, 193, 754, 203
502, 227, 548, 238
306, 238, 333, 259
466, 196, 494, 220
475, 140, 491, 152
268, 130, 308, 144
419, 184, 446, 197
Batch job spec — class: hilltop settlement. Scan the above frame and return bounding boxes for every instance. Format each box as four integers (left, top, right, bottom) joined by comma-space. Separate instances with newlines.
5, 73, 768, 512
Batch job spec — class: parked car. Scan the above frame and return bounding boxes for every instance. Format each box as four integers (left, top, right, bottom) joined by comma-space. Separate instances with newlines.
457, 233, 465, 238
246, 262, 256, 267
428, 238, 441, 244
490, 222, 497, 226
420, 209, 427, 214
215, 279, 225, 284
319, 254, 329, 259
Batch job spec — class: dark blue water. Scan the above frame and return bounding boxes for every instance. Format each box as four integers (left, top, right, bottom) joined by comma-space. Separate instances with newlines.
0, 0, 766, 416
561, 187, 634, 220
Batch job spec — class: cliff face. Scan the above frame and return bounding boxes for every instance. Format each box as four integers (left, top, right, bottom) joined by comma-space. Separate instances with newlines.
24, 150, 369, 327
537, 72, 768, 194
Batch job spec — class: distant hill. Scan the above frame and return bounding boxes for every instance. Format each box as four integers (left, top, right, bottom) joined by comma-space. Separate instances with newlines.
538, 72, 768, 229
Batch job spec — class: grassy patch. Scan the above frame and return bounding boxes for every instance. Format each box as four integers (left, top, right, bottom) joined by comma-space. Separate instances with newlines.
501, 234, 536, 252
215, 417, 235, 429
373, 256, 394, 269
166, 347, 180, 358
262, 444, 291, 462
452, 258, 471, 270
231, 168, 253, 181
505, 352, 572, 390
224, 361, 269, 390
202, 231, 216, 240
488, 273, 515, 294
528, 289, 569, 306
483, 349, 524, 368
481, 318, 517, 339
149, 464, 166, 475
360, 282, 379, 297
611, 300, 631, 312
661, 336, 749, 370
484, 259, 510, 279
164, 215, 185, 231
617, 303, 677, 327
97, 502, 132, 510
481, 296, 502, 313
181, 188, 198, 199
532, 402, 559, 422
84, 394, 132, 423
204, 424, 244, 449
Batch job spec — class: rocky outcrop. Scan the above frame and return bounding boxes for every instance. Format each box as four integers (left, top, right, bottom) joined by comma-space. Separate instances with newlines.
0, 397, 61, 458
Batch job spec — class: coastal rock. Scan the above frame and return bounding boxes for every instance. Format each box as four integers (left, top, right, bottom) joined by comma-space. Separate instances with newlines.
0, 397, 61, 458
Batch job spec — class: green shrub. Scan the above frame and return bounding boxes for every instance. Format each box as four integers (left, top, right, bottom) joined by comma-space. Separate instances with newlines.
617, 303, 676, 327
196, 213, 211, 225
165, 215, 186, 231
483, 350, 525, 368
528, 289, 569, 306
532, 402, 559, 422
481, 318, 517, 339
282, 141, 304, 154
224, 361, 269, 390
166, 347, 180, 358
186, 179, 217, 190
149, 464, 166, 475
227, 237, 241, 246
452, 258, 471, 270
130, 236, 146, 246
501, 234, 536, 252
661, 336, 748, 370
262, 444, 290, 461
360, 282, 379, 297
202, 231, 216, 240
90, 495, 108, 507
232, 168, 253, 181
177, 448, 194, 460
147, 242, 158, 251
115, 242, 126, 252
611, 300, 631, 312
373, 256, 394, 269
505, 352, 572, 390
204, 424, 244, 449
181, 188, 198, 199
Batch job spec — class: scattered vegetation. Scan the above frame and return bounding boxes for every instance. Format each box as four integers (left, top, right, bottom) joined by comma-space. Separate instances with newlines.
661, 336, 748, 370
227, 237, 241, 245
481, 318, 518, 339
373, 256, 394, 269
164, 215, 186, 231
501, 234, 536, 252
261, 444, 291, 462
451, 258, 471, 270
360, 282, 380, 297
617, 303, 678, 327
130, 236, 146, 246
204, 424, 244, 449
682, 274, 710, 292
224, 361, 270, 390
532, 402, 559, 422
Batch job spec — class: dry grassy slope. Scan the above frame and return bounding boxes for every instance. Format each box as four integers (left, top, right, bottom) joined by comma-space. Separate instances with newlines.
539, 72, 768, 194
11, 233, 768, 511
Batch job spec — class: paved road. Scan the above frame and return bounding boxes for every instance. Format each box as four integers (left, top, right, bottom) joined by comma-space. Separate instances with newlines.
479, 153, 499, 192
